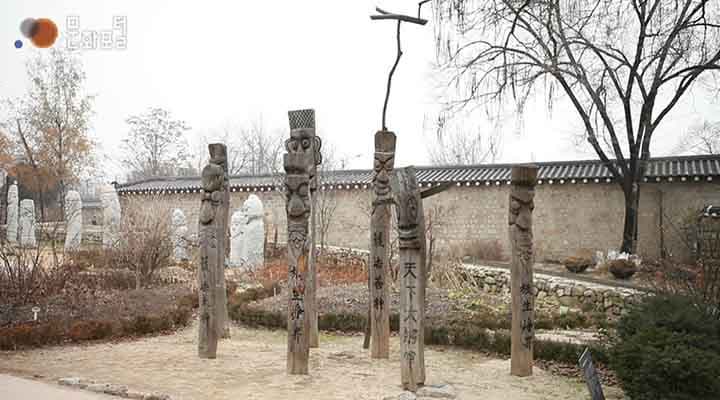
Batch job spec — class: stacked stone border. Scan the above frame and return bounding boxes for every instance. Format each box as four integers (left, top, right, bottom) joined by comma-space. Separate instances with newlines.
463, 264, 646, 316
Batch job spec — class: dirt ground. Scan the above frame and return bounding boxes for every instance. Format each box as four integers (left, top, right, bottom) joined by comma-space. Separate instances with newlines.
0, 323, 624, 400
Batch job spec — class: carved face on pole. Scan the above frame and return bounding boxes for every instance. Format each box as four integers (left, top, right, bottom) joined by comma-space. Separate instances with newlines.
508, 187, 534, 232
199, 144, 228, 225
284, 153, 313, 250
373, 152, 394, 201
373, 130, 396, 204
509, 185, 535, 267
391, 171, 421, 250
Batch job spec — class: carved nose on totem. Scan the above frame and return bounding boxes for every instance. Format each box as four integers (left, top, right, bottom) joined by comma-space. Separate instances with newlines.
517, 212, 531, 230
288, 200, 305, 217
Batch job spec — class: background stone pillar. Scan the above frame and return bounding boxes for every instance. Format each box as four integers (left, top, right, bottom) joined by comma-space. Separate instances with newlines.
64, 190, 83, 251
19, 199, 36, 248
6, 183, 18, 245
509, 165, 538, 377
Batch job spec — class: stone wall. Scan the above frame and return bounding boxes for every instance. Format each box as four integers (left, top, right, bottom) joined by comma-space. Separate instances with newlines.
118, 180, 720, 263
463, 264, 645, 316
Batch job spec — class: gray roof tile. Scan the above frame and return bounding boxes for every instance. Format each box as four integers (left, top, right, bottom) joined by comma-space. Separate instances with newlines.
116, 154, 720, 193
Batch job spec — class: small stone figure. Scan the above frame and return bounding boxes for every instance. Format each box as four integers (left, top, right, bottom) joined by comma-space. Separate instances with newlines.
230, 195, 265, 270
64, 190, 83, 251
19, 199, 36, 247
99, 184, 121, 249
6, 183, 18, 245
171, 209, 189, 261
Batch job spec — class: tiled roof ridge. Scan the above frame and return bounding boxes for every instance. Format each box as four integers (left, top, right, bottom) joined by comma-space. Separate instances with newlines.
116, 154, 720, 193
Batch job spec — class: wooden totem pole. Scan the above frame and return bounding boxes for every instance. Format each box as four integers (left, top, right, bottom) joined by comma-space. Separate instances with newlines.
509, 165, 538, 377
287, 109, 322, 349
391, 166, 426, 391
197, 143, 231, 358
365, 4, 427, 353
369, 130, 395, 358
284, 151, 314, 374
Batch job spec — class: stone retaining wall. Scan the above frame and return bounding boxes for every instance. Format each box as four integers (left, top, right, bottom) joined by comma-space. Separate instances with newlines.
463, 264, 647, 316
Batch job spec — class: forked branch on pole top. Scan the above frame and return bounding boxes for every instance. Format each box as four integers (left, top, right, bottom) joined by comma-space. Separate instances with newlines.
370, 4, 428, 131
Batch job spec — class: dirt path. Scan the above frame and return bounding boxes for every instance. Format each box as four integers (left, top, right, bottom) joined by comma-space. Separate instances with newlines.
0, 323, 623, 400
0, 374, 115, 400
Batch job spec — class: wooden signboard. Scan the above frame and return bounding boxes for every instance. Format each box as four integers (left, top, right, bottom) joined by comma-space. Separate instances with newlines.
579, 347, 605, 400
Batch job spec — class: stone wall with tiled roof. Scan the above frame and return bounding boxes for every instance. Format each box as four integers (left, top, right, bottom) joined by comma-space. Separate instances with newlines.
116, 154, 720, 195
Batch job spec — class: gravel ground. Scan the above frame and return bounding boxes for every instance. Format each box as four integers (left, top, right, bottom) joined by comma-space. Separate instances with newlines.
0, 322, 624, 400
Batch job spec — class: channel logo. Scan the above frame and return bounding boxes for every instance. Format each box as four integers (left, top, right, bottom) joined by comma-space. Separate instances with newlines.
15, 17, 59, 49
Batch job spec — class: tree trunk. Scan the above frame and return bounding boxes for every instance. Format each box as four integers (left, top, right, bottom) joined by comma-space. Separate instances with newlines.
620, 181, 640, 254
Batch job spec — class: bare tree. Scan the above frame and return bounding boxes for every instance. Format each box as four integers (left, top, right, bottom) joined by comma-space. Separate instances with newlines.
315, 143, 342, 250
434, 0, 720, 253
193, 117, 284, 176
1, 48, 95, 220
425, 112, 500, 165
122, 107, 191, 181
673, 120, 720, 155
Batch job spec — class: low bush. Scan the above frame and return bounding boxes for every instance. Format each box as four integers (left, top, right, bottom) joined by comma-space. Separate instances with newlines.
0, 298, 194, 350
609, 295, 720, 400
227, 305, 607, 366
608, 259, 637, 279
563, 256, 593, 273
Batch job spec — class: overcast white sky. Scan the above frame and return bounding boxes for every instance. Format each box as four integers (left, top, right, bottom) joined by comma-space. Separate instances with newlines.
1, 0, 718, 183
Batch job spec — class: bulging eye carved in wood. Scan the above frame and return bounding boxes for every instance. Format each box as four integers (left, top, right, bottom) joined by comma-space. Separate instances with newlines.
509, 186, 535, 268
199, 144, 228, 225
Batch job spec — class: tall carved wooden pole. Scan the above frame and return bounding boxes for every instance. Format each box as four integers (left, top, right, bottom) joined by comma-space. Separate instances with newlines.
509, 165, 537, 377
391, 166, 426, 391
197, 143, 230, 358
284, 151, 313, 374
368, 130, 395, 358
287, 109, 322, 348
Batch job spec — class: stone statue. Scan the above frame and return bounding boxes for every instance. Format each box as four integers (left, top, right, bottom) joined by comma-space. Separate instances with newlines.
19, 199, 36, 247
197, 143, 230, 358
64, 190, 83, 251
99, 184, 121, 249
242, 194, 265, 269
171, 208, 189, 261
284, 151, 313, 374
229, 195, 265, 270
6, 183, 18, 245
229, 210, 247, 267
368, 130, 396, 358
509, 165, 537, 377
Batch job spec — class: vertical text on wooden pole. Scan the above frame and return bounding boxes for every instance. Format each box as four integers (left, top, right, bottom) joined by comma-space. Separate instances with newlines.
509, 165, 538, 377
287, 109, 322, 348
284, 151, 313, 374
369, 130, 396, 358
391, 166, 426, 391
